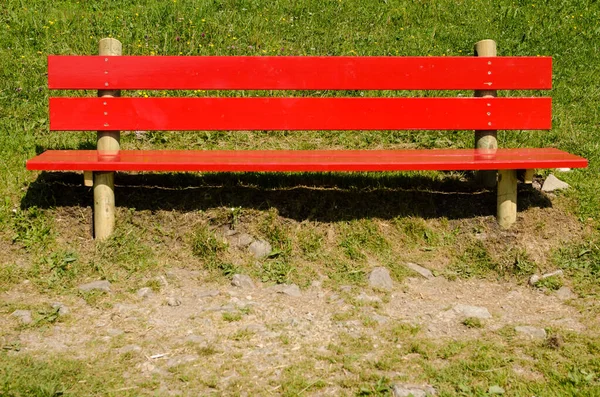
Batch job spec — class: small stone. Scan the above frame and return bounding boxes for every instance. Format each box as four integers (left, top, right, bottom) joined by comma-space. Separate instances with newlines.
277, 284, 301, 297
51, 303, 69, 316
556, 168, 571, 172
78, 280, 111, 293
117, 344, 142, 354
248, 239, 272, 258
185, 335, 204, 344
166, 355, 198, 368
107, 328, 124, 336
166, 296, 182, 307
356, 292, 382, 303
555, 286, 577, 300
230, 232, 255, 248
137, 287, 153, 299
197, 289, 220, 298
340, 285, 352, 293
371, 314, 389, 325
231, 274, 255, 289
542, 174, 570, 192
453, 304, 491, 319
368, 267, 394, 290
404, 262, 435, 279
391, 383, 437, 397
529, 270, 564, 286
488, 385, 506, 394
515, 326, 547, 339
528, 274, 541, 286
11, 310, 32, 324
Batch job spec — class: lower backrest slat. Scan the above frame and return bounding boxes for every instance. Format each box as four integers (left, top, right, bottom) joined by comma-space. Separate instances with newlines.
50, 97, 551, 131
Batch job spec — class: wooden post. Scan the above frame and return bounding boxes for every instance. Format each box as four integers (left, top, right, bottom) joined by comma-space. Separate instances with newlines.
474, 39, 498, 188
497, 169, 517, 228
94, 38, 122, 240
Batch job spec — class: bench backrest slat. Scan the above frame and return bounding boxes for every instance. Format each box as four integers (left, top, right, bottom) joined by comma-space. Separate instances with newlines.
50, 97, 551, 131
48, 56, 552, 90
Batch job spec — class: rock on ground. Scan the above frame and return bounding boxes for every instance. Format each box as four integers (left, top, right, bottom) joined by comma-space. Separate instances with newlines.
368, 267, 394, 290
166, 296, 182, 307
391, 383, 437, 397
231, 274, 256, 289
515, 326, 547, 339
248, 239, 272, 258
273, 284, 302, 297
11, 310, 32, 324
51, 303, 69, 316
137, 287, 153, 299
453, 304, 492, 319
78, 280, 111, 293
555, 286, 577, 300
529, 270, 564, 286
404, 262, 435, 279
542, 174, 570, 192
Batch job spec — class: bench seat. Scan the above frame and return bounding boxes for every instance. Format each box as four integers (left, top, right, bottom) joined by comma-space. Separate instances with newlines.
27, 148, 586, 172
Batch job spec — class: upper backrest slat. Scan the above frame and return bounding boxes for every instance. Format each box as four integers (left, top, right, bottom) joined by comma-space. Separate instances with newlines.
48, 56, 552, 90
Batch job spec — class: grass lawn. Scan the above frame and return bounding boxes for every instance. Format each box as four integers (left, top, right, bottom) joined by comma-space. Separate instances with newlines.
1, 0, 599, 395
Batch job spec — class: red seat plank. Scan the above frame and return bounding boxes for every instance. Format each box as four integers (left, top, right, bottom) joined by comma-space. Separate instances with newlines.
49, 97, 551, 131
27, 148, 587, 172
48, 56, 552, 91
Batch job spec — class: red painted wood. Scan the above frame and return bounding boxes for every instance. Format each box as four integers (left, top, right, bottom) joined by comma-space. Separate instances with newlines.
27, 148, 587, 172
49, 97, 551, 131
48, 56, 552, 90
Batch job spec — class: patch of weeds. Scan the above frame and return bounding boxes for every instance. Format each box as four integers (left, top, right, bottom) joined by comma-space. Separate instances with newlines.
260, 258, 295, 284
297, 224, 324, 260
191, 224, 227, 259
358, 376, 391, 396
280, 363, 326, 396
230, 329, 254, 341
222, 311, 242, 322
0, 263, 27, 292
0, 353, 135, 396
448, 240, 496, 279
11, 207, 52, 251
30, 250, 78, 291
438, 340, 467, 359
325, 259, 366, 286
30, 306, 62, 328
191, 224, 237, 276
553, 240, 600, 297
196, 345, 218, 357
144, 278, 162, 292
462, 317, 484, 329
207, 260, 239, 277
228, 206, 243, 229
94, 226, 157, 279
395, 217, 440, 247
259, 208, 292, 256
535, 275, 563, 291
332, 309, 358, 322
79, 290, 109, 307
496, 249, 537, 277
339, 220, 390, 261
509, 250, 537, 276
387, 322, 421, 341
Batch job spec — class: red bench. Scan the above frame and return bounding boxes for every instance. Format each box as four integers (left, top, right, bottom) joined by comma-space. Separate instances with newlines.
27, 38, 588, 239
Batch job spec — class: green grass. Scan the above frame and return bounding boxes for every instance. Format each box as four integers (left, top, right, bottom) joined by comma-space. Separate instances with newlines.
1, 0, 600, 395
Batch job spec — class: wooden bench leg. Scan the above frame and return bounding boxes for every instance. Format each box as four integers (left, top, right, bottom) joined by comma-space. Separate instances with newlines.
93, 171, 115, 240
474, 39, 498, 188
497, 169, 517, 228
93, 38, 122, 240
